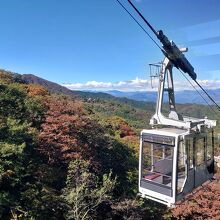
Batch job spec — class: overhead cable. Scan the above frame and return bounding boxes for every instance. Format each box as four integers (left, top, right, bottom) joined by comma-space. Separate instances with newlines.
127, 0, 158, 36
179, 69, 219, 115
194, 79, 220, 111
116, 0, 220, 113
115, 0, 163, 51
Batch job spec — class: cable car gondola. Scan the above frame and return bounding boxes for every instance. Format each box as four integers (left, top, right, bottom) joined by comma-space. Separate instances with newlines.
139, 55, 216, 207
139, 127, 215, 207
116, 0, 219, 207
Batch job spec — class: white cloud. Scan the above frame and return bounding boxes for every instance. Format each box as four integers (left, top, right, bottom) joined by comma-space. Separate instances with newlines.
85, 81, 112, 88
62, 78, 220, 92
197, 80, 220, 89
62, 77, 151, 91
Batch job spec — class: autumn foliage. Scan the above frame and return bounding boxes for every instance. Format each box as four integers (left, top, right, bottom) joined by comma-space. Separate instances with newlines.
172, 179, 220, 219
27, 84, 49, 97
3, 70, 220, 219
37, 96, 114, 170
38, 96, 83, 164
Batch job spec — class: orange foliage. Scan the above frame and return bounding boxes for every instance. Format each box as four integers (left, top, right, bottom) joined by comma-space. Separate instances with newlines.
119, 123, 136, 138
27, 84, 49, 97
0, 71, 14, 84
106, 116, 139, 155
108, 116, 136, 138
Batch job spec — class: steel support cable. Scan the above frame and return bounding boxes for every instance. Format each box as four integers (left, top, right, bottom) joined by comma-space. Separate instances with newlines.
194, 79, 220, 112
127, 0, 158, 36
128, 0, 220, 112
116, 0, 220, 113
179, 69, 219, 115
116, 0, 179, 66
115, 0, 163, 51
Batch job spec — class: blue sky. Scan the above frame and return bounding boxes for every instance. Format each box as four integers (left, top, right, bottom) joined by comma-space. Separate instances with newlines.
0, 0, 220, 91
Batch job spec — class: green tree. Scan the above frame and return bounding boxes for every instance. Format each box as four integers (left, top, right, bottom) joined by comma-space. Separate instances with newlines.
0, 82, 46, 219
62, 159, 116, 220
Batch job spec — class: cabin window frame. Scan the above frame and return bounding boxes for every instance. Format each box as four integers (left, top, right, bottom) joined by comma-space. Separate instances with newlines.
207, 131, 214, 161
141, 140, 174, 189
195, 137, 206, 166
176, 140, 187, 194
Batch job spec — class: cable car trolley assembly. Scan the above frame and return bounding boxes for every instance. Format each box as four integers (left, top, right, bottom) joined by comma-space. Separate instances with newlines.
116, 0, 219, 207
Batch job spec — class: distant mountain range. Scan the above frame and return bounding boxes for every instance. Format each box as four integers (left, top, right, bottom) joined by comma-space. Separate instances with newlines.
11, 72, 219, 121
21, 74, 123, 101
104, 90, 220, 104
20, 74, 154, 110
20, 74, 220, 105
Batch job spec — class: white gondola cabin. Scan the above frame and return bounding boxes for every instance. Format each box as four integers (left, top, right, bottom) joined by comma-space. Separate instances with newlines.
139, 127, 215, 207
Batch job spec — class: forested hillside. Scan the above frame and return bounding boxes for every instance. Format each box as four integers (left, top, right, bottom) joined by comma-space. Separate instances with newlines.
0, 70, 219, 219
0, 71, 167, 219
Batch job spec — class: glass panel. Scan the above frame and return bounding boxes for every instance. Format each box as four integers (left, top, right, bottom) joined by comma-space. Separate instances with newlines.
196, 138, 205, 166
142, 144, 152, 171
142, 141, 174, 188
165, 147, 172, 157
214, 130, 218, 152
207, 132, 213, 161
153, 145, 163, 158
186, 139, 193, 170
177, 141, 187, 193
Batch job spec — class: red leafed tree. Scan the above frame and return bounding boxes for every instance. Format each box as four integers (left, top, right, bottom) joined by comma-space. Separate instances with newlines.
38, 96, 106, 169
37, 95, 138, 200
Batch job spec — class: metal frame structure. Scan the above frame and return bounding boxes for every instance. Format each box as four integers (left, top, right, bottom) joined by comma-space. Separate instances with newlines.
150, 54, 216, 130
